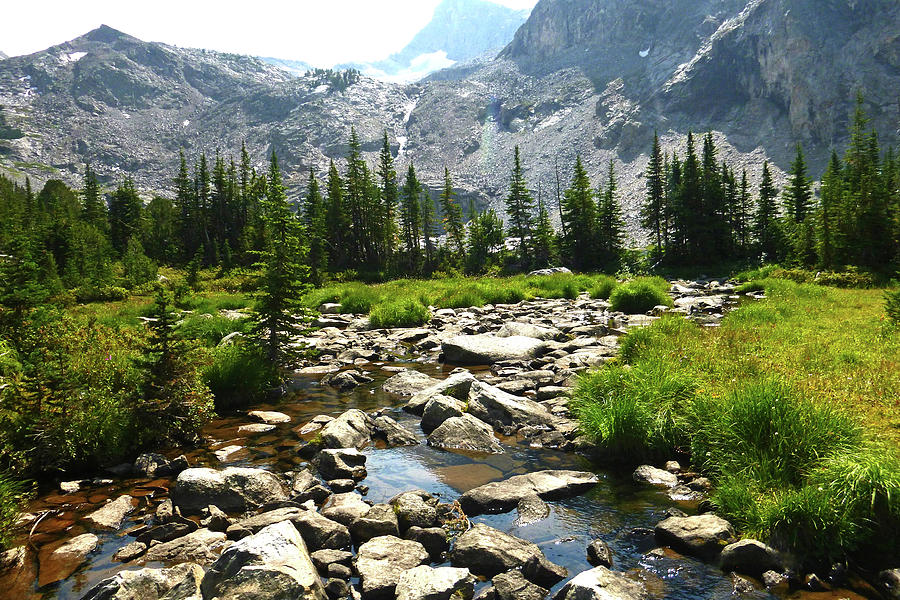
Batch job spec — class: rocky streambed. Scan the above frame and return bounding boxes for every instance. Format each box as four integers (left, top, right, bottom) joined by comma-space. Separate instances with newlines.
0, 280, 890, 600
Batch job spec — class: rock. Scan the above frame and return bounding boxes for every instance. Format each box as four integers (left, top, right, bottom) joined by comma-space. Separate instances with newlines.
654, 514, 737, 560
322, 370, 362, 390
319, 409, 374, 449
355, 535, 430, 600
233, 507, 306, 534
38, 532, 99, 586
113, 541, 148, 563
450, 523, 566, 586
292, 510, 353, 550
405, 526, 448, 558
443, 335, 547, 365
804, 573, 829, 591
315, 448, 368, 481
466, 381, 555, 429
80, 563, 204, 600
632, 465, 679, 488
136, 520, 198, 545
200, 504, 230, 532
351, 504, 400, 544
390, 491, 438, 531
664, 461, 682, 473
322, 492, 371, 526
141, 528, 228, 566
155, 499, 176, 523
731, 573, 755, 594
373, 415, 419, 447
493, 569, 549, 600
248, 411, 291, 424
762, 570, 790, 593
404, 371, 477, 415
536, 386, 568, 401
172, 467, 289, 514
586, 540, 613, 568
134, 453, 189, 478
497, 322, 559, 341
552, 566, 647, 600
320, 303, 343, 314
383, 369, 440, 397
421, 395, 467, 434
514, 495, 550, 526
200, 521, 327, 600
427, 414, 503, 454
880, 568, 900, 599
311, 549, 354, 572
85, 494, 136, 530
528, 267, 572, 276
328, 479, 357, 493
459, 470, 599, 515
238, 423, 277, 434
325, 578, 350, 599
719, 539, 783, 576
395, 566, 476, 600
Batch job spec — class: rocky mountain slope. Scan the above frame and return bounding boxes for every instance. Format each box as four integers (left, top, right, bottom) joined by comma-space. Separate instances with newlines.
1, 1, 898, 240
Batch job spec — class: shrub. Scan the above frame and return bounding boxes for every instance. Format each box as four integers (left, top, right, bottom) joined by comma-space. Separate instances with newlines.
436, 289, 484, 309
590, 276, 618, 300
735, 280, 766, 294
340, 285, 381, 314
609, 280, 673, 314
0, 472, 29, 551
179, 314, 253, 347
74, 285, 129, 303
202, 343, 278, 411
733, 264, 780, 282
885, 288, 900, 325
369, 299, 430, 329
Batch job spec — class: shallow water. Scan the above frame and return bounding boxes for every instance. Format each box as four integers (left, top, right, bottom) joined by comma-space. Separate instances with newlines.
10, 361, 875, 600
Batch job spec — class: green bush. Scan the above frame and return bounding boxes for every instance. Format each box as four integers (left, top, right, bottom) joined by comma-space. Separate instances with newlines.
340, 285, 381, 314
436, 289, 484, 309
733, 264, 780, 282
369, 299, 430, 328
179, 314, 253, 347
735, 280, 766, 294
590, 276, 619, 300
885, 288, 900, 325
0, 472, 29, 551
609, 280, 673, 314
203, 343, 278, 411
74, 285, 129, 303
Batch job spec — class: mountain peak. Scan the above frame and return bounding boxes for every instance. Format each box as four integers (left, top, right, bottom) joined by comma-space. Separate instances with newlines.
79, 25, 137, 45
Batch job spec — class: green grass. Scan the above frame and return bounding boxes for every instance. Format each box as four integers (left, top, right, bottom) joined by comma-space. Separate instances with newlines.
571, 278, 900, 567
369, 299, 431, 329
202, 343, 278, 411
608, 279, 673, 313
589, 275, 619, 300
0, 472, 29, 551
178, 314, 254, 347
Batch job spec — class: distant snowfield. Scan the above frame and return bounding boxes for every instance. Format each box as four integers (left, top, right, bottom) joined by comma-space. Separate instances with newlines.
61, 52, 88, 63
360, 50, 456, 84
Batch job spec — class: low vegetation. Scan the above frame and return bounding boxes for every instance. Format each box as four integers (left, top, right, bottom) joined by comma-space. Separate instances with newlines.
571, 278, 900, 566
608, 276, 672, 313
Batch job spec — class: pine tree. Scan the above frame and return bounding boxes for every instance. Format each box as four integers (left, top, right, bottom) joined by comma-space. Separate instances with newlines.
108, 176, 142, 255
400, 164, 422, 272
439, 167, 465, 259
561, 155, 597, 271
783, 144, 813, 223
420, 189, 436, 273
531, 189, 557, 268
174, 150, 196, 261
756, 161, 780, 261
253, 152, 313, 366
325, 160, 349, 272
505, 146, 534, 262
735, 170, 752, 258
675, 133, 702, 263
642, 133, 665, 255
304, 167, 328, 284
81, 163, 107, 232
817, 152, 842, 269
700, 132, 727, 258
596, 160, 625, 269
376, 132, 399, 265
466, 201, 504, 274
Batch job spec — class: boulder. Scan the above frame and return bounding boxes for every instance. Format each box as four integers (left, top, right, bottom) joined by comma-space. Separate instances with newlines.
383, 369, 440, 397
200, 521, 326, 600
136, 520, 198, 545
84, 495, 136, 530
113, 541, 148, 563
292, 510, 353, 551
528, 267, 572, 277
395, 566, 476, 600
492, 569, 549, 600
497, 322, 559, 341
514, 495, 550, 526
655, 514, 737, 560
632, 465, 678, 488
351, 504, 400, 544
405, 526, 449, 558
404, 371, 477, 415
319, 409, 373, 449
390, 491, 438, 531
443, 335, 547, 365
141, 528, 228, 566
79, 563, 203, 600
134, 453, 189, 478
880, 569, 900, 600
310, 549, 354, 573
172, 467, 289, 514
466, 381, 555, 429
321, 492, 371, 526
719, 539, 783, 576
355, 535, 430, 600
421, 396, 466, 434
373, 415, 419, 447
315, 448, 367, 481
586, 540, 613, 568
38, 533, 99, 587
552, 566, 647, 600
459, 470, 599, 515
450, 523, 566, 586
248, 410, 291, 424
427, 414, 503, 454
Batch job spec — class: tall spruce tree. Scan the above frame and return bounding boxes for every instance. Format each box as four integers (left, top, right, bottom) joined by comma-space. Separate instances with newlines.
756, 161, 780, 261
531, 189, 557, 268
304, 167, 328, 284
420, 189, 436, 273
597, 160, 625, 268
505, 146, 534, 262
376, 132, 399, 266
561, 155, 597, 271
642, 133, 665, 255
108, 176, 142, 255
400, 163, 422, 272
325, 160, 349, 271
81, 163, 106, 233
439, 167, 465, 259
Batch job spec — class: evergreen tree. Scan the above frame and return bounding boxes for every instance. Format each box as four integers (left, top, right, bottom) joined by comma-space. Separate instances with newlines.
756, 161, 780, 261
174, 150, 196, 261
400, 163, 422, 272
783, 144, 813, 223
439, 167, 465, 259
700, 132, 727, 258
252, 152, 313, 366
325, 161, 349, 272
642, 133, 665, 255
466, 200, 504, 274
675, 133, 702, 263
504, 146, 534, 262
420, 189, 436, 273
108, 177, 142, 255
531, 190, 557, 268
817, 152, 842, 269
81, 163, 107, 232
597, 160, 625, 269
303, 167, 328, 284
735, 170, 752, 258
122, 237, 157, 289
376, 132, 399, 266
143, 196, 178, 264
561, 156, 597, 271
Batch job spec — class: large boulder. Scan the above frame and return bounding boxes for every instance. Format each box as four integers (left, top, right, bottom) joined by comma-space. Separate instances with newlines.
492, 569, 549, 600
292, 510, 353, 551
38, 533, 99, 587
450, 523, 566, 586
632, 465, 678, 488
314, 448, 367, 481
654, 514, 737, 560
497, 322, 559, 341
466, 381, 555, 429
420, 396, 466, 434
552, 566, 647, 600
321, 493, 371, 526
319, 409, 373, 449
140, 528, 228, 566
351, 504, 400, 544
389, 491, 438, 531
443, 335, 547, 365
395, 566, 476, 600
200, 521, 327, 600
383, 369, 440, 397
172, 467, 289, 514
459, 470, 599, 515
404, 371, 477, 415
79, 563, 204, 600
719, 539, 783, 576
373, 415, 419, 447
427, 414, 503, 454
354, 535, 430, 600
84, 495, 137, 530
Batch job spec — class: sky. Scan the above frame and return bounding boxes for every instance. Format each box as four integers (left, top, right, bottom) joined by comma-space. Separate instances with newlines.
0, 0, 538, 66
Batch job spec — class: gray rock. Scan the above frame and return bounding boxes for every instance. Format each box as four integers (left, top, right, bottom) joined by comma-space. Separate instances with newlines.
443, 335, 547, 365
405, 526, 449, 558
421, 395, 466, 434
325, 578, 350, 599
113, 541, 147, 563
427, 414, 503, 454
79, 563, 204, 600
654, 514, 737, 560
351, 504, 400, 544
459, 470, 599, 515
373, 415, 419, 447
38, 533, 100, 587
355, 535, 430, 600
200, 504, 230, 532
319, 409, 374, 449
84, 495, 136, 530
762, 570, 789, 593
390, 491, 438, 531
719, 539, 783, 576
404, 371, 477, 415
466, 381, 555, 429
155, 499, 176, 523
327, 479, 357, 493
881, 568, 900, 600
310, 549, 354, 572
172, 467, 289, 514
292, 510, 353, 551
552, 566, 647, 600
383, 369, 440, 397
323, 370, 362, 391
395, 566, 476, 600
321, 492, 371, 526
248, 410, 291, 424
528, 268, 572, 277
141, 528, 228, 566
136, 520, 198, 545
586, 540, 613, 568
497, 322, 559, 341
492, 569, 549, 600
514, 495, 550, 526
731, 573, 755, 595
450, 523, 566, 586
632, 465, 679, 488
134, 453, 188, 478
200, 521, 326, 600
315, 448, 368, 481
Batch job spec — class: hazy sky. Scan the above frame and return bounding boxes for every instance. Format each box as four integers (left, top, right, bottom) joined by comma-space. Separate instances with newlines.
1, 0, 537, 65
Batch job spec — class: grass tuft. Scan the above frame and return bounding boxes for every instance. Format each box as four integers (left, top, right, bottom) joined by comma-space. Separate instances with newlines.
609, 280, 673, 313
369, 299, 431, 329
202, 343, 278, 411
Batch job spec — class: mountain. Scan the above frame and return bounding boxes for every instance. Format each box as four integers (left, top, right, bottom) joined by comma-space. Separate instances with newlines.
1, 2, 898, 241
339, 0, 531, 82
0, 52, 7, 60
258, 57, 314, 77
